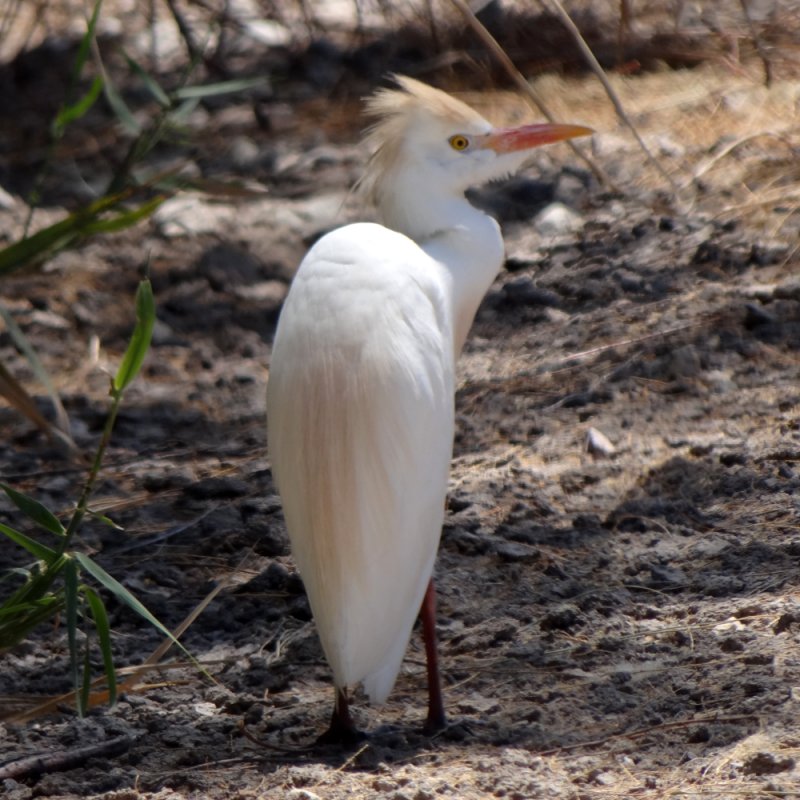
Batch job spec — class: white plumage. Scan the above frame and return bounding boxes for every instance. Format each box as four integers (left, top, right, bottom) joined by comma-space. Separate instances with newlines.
266, 76, 591, 738
267, 223, 453, 704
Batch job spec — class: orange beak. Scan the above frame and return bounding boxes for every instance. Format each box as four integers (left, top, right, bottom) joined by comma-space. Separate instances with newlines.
483, 123, 593, 153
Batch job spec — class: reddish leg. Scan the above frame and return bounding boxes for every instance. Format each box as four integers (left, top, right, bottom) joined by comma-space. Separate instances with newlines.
420, 578, 446, 734
317, 688, 364, 745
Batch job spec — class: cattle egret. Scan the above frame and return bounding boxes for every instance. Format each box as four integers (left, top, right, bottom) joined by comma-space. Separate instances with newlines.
266, 76, 591, 741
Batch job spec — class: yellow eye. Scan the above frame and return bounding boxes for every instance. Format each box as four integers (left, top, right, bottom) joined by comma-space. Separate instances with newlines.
449, 134, 470, 151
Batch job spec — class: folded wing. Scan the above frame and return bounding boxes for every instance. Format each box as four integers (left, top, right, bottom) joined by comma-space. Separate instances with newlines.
267, 222, 455, 703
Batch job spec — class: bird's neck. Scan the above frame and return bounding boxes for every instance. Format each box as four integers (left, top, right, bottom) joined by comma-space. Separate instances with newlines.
381, 193, 504, 357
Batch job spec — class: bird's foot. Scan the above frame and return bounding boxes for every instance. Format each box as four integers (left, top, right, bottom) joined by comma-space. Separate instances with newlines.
316, 718, 367, 747
316, 689, 367, 747
422, 709, 447, 737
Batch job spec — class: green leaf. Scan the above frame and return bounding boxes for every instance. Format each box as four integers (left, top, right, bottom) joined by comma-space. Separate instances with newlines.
0, 595, 64, 650
0, 227, 78, 275
71, 0, 105, 84
169, 97, 201, 126
0, 566, 33, 586
52, 76, 104, 136
0, 521, 58, 562
0, 597, 58, 619
86, 508, 125, 530
50, 0, 105, 141
74, 552, 192, 660
1, 483, 66, 537
64, 558, 81, 708
83, 586, 117, 706
123, 51, 171, 108
113, 279, 155, 393
82, 196, 165, 236
172, 76, 268, 101
102, 70, 142, 136
0, 556, 66, 651
0, 190, 133, 277
2, 556, 66, 603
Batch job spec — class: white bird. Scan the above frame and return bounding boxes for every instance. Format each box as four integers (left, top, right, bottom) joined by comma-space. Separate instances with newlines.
266, 76, 591, 741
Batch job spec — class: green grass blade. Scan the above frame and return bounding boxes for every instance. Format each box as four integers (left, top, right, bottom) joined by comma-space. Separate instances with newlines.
2, 556, 66, 603
0, 228, 78, 275
0, 191, 127, 277
52, 76, 104, 137
51, 0, 105, 141
0, 596, 59, 619
172, 76, 268, 101
169, 96, 201, 126
113, 279, 155, 393
0, 554, 67, 651
123, 51, 171, 108
64, 558, 81, 709
102, 68, 142, 136
1, 483, 66, 537
0, 188, 159, 278
83, 586, 117, 705
85, 508, 125, 530
0, 597, 64, 651
71, 0, 105, 84
74, 552, 193, 660
0, 566, 33, 586
0, 521, 58, 562
82, 196, 166, 236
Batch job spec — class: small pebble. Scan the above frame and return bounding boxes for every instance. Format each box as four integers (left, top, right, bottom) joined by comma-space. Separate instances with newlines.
287, 791, 322, 800
586, 427, 616, 457
0, 184, 16, 209
534, 202, 584, 235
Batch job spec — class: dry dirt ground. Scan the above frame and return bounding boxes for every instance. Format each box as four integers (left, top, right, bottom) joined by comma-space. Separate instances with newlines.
2, 3, 800, 799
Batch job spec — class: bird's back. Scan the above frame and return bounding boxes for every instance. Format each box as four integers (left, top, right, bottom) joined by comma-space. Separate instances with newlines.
267, 222, 455, 703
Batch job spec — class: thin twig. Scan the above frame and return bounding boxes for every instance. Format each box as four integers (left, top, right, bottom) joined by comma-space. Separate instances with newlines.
447, 0, 617, 192
163, 0, 202, 63
0, 735, 132, 781
239, 720, 317, 754
544, 315, 723, 370
537, 714, 758, 757
691, 131, 796, 184
540, 0, 682, 199
335, 741, 371, 771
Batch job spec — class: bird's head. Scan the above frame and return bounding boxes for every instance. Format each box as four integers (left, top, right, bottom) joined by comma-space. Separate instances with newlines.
357, 75, 592, 236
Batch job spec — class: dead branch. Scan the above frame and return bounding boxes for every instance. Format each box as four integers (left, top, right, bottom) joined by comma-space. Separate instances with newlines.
0, 735, 132, 781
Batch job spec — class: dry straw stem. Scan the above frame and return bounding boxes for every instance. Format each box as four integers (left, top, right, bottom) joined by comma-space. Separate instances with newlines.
0, 362, 77, 455
690, 131, 798, 185
737, 0, 773, 87
536, 713, 758, 757
448, 0, 617, 192
538, 0, 682, 199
